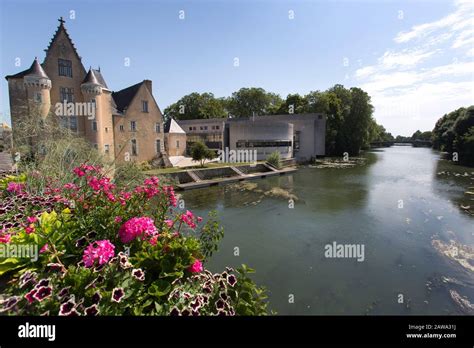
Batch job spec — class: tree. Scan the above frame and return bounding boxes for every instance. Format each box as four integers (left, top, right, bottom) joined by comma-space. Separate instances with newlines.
190, 141, 214, 167
276, 94, 307, 114
432, 105, 474, 166
226, 87, 283, 118
164, 92, 227, 121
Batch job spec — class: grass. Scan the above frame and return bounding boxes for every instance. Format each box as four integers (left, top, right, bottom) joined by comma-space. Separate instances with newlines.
144, 161, 265, 175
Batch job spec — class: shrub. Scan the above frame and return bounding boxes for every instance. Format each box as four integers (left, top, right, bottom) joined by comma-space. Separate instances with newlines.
190, 142, 214, 167
266, 151, 281, 169
0, 164, 269, 316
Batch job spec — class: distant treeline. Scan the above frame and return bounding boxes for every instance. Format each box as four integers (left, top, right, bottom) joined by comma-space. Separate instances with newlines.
164, 85, 392, 156
432, 106, 474, 166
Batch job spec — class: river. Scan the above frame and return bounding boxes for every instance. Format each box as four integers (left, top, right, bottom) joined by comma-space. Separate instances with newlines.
181, 146, 474, 315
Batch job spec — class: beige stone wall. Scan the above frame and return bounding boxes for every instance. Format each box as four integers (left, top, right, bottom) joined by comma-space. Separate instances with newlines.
113, 83, 164, 163
166, 133, 187, 156
7, 79, 29, 139
83, 90, 115, 161
42, 29, 87, 135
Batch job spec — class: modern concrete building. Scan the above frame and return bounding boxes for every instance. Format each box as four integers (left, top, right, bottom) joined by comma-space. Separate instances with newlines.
177, 113, 326, 162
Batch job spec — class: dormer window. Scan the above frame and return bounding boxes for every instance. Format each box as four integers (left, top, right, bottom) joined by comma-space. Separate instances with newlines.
155, 123, 160, 133
58, 59, 72, 77
142, 101, 149, 113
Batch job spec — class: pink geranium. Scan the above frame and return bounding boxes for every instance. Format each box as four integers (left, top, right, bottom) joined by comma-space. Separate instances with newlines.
189, 259, 203, 273
118, 217, 157, 244
6, 182, 24, 194
82, 240, 115, 268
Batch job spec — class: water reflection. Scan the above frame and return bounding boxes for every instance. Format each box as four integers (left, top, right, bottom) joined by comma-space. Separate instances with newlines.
181, 146, 474, 315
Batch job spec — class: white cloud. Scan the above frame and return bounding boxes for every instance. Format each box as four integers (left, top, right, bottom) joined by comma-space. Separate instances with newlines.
354, 0, 474, 135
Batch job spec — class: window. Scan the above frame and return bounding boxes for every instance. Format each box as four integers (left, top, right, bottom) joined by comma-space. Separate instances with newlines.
142, 101, 149, 112
200, 126, 203, 131
104, 144, 110, 154
155, 123, 160, 133
176, 140, 180, 148
93, 144, 98, 149
189, 127, 193, 131
58, 59, 73, 77
105, 127, 109, 133
92, 121, 97, 132
211, 126, 215, 130
131, 139, 137, 156
204, 126, 208, 130
59, 87, 77, 131
236, 140, 292, 148
60, 87, 74, 102
119, 125, 124, 132
156, 139, 161, 154
34, 92, 42, 103
216, 125, 220, 130
130, 121, 137, 132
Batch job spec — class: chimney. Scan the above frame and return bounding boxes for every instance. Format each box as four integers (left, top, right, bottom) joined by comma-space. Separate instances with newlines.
144, 80, 152, 93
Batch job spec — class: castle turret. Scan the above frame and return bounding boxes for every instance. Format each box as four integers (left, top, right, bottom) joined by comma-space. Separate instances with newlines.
81, 68, 115, 159
23, 58, 52, 118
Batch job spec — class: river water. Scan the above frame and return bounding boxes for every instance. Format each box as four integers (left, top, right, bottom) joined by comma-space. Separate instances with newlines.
181, 146, 474, 314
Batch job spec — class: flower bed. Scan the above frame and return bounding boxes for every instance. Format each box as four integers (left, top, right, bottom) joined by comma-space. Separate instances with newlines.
0, 164, 268, 315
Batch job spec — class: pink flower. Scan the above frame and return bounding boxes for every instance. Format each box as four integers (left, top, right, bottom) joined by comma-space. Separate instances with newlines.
6, 182, 24, 194
189, 259, 203, 273
0, 233, 11, 244
164, 219, 174, 228
118, 217, 157, 244
40, 244, 49, 253
82, 240, 115, 268
63, 182, 78, 190
180, 210, 197, 229
114, 216, 123, 223
149, 235, 159, 246
27, 216, 37, 224
73, 168, 85, 177
164, 186, 177, 207
25, 225, 35, 234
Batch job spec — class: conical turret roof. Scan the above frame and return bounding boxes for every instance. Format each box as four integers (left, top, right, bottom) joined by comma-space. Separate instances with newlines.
82, 68, 100, 85
5, 57, 49, 80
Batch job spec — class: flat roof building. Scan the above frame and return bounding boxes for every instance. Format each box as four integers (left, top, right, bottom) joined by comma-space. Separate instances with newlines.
177, 113, 326, 162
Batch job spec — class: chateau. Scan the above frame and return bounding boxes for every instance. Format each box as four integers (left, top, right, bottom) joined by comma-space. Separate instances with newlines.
5, 18, 326, 166
5, 18, 168, 164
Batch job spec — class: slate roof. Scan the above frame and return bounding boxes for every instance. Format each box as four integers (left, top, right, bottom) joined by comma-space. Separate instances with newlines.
5, 58, 49, 80
111, 82, 143, 112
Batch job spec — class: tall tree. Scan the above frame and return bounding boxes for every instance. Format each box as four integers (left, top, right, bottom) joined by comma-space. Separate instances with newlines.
226, 87, 283, 118
163, 92, 227, 121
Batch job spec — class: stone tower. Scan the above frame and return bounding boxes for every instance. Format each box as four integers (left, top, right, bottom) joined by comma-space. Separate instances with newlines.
81, 68, 115, 160
23, 58, 52, 118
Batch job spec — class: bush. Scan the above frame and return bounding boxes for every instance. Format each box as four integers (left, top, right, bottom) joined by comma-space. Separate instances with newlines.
190, 142, 214, 167
0, 165, 269, 316
266, 151, 281, 169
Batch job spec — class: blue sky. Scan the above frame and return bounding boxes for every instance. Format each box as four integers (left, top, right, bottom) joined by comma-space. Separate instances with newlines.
1, 0, 472, 135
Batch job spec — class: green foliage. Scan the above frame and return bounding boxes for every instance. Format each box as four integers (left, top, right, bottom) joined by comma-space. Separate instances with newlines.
226, 87, 283, 118
266, 151, 281, 169
164, 92, 227, 121
190, 142, 214, 167
432, 106, 474, 166
198, 211, 224, 261
0, 167, 269, 316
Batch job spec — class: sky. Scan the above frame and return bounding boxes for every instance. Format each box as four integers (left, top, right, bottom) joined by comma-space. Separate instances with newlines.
0, 0, 473, 136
